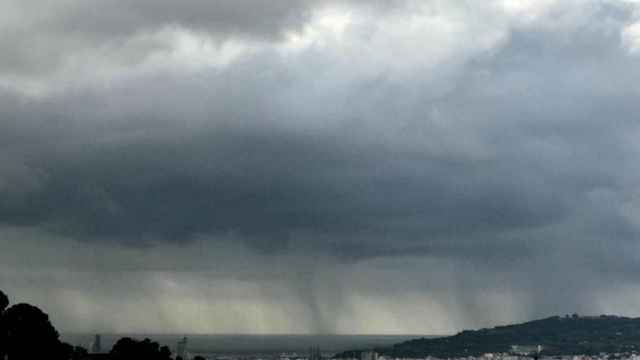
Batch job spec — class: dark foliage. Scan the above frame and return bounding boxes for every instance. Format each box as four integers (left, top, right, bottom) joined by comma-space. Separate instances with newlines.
110, 337, 172, 360
0, 290, 7, 360
0, 290, 8, 312
0, 289, 89, 360
0, 289, 183, 360
3, 303, 65, 360
59, 342, 90, 360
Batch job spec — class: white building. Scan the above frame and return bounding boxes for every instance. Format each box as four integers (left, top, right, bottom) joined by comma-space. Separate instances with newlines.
361, 351, 378, 360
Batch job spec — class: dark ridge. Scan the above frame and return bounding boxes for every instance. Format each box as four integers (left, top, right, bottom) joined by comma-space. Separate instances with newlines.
336, 314, 640, 358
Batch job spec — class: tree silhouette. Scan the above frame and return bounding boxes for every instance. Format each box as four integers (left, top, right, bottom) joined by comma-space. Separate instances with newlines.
59, 342, 89, 360
3, 303, 65, 360
0, 290, 87, 360
0, 290, 8, 312
110, 337, 172, 360
0, 289, 181, 360
0, 290, 8, 360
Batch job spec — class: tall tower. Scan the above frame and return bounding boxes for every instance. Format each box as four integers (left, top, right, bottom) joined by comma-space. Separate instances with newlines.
309, 346, 321, 360
177, 336, 188, 359
91, 334, 102, 353
360, 351, 378, 360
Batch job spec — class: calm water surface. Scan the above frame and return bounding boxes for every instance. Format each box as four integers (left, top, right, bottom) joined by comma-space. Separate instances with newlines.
61, 334, 440, 355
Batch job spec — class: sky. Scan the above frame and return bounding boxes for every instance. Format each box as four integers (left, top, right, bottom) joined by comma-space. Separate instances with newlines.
2, 0, 640, 335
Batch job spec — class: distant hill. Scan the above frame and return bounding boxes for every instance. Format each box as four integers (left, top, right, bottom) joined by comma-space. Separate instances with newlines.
336, 315, 640, 358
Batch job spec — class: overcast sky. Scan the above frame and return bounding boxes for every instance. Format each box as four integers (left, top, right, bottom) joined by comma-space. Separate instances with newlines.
3, 0, 640, 335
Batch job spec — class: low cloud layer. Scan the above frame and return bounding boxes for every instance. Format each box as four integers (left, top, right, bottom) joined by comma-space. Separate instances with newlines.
2, 0, 640, 334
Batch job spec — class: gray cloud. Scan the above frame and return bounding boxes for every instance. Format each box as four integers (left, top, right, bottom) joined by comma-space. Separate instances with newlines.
2, 0, 640, 334
0, 0, 318, 76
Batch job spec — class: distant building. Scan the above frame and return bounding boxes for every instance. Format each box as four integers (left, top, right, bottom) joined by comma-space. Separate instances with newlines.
91, 334, 102, 354
177, 336, 188, 359
510, 345, 543, 356
360, 351, 378, 360
310, 346, 322, 360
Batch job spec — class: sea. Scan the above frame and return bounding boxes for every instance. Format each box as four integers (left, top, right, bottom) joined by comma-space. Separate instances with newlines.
61, 334, 437, 358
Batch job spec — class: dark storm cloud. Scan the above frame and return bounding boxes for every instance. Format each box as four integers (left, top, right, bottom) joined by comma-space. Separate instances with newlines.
0, 63, 575, 258
0, 108, 559, 254
1, 0, 640, 260
4, 0, 640, 333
